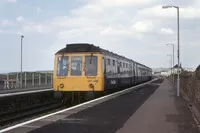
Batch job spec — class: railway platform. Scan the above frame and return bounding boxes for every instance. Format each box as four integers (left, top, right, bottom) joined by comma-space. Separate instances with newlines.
0, 85, 53, 94
2, 78, 199, 133
116, 79, 199, 133
0, 85, 53, 98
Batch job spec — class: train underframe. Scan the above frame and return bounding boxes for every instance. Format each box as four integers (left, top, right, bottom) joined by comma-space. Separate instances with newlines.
54, 76, 152, 105
54, 91, 104, 105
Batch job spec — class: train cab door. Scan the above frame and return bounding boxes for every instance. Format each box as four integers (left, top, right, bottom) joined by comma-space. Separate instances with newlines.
104, 57, 107, 75
103, 57, 107, 88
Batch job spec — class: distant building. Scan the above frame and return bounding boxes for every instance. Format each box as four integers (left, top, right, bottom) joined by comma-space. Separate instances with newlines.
167, 64, 195, 75
153, 64, 195, 77
184, 68, 195, 72
171, 64, 181, 74
153, 71, 169, 77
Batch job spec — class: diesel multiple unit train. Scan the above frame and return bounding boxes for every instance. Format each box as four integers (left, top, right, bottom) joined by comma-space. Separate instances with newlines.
53, 43, 152, 102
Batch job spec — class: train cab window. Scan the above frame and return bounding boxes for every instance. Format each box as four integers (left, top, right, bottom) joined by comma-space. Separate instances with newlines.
85, 56, 97, 76
71, 56, 82, 76
57, 56, 69, 76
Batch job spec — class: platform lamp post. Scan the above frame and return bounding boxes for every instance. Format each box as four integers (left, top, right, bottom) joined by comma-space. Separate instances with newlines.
162, 5, 180, 97
166, 43, 175, 84
20, 35, 24, 88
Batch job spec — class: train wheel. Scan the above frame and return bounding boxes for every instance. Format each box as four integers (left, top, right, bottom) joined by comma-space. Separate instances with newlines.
61, 92, 69, 105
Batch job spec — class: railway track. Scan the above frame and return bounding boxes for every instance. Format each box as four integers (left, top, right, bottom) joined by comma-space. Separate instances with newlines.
0, 100, 62, 128
0, 80, 156, 130
0, 89, 124, 128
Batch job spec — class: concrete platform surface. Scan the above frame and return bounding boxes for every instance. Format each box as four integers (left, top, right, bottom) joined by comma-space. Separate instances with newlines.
116, 79, 199, 133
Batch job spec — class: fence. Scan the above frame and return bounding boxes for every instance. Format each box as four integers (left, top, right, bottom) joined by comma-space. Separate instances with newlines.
0, 71, 53, 89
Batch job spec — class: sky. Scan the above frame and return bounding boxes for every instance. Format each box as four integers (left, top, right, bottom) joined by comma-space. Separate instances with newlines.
0, 0, 199, 73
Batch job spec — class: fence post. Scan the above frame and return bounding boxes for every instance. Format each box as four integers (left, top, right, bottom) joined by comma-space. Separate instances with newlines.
6, 73, 9, 89
45, 73, 47, 84
51, 73, 53, 84
11, 79, 14, 88
39, 73, 41, 86
32, 73, 34, 86
16, 73, 19, 88
25, 72, 27, 87
4, 80, 6, 89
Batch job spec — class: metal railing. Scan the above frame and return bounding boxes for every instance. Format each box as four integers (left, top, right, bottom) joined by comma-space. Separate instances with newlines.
0, 71, 53, 89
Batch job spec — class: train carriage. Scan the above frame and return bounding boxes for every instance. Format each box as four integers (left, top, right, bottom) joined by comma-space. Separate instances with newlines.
53, 43, 152, 101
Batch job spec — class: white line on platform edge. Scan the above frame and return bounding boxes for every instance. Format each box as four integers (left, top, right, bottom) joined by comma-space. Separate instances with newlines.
0, 78, 158, 133
0, 88, 53, 98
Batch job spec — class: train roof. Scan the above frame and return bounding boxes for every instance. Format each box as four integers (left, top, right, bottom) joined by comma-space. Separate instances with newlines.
56, 43, 101, 54
55, 43, 152, 70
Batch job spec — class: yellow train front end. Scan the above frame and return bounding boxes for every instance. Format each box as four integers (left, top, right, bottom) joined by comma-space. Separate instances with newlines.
53, 53, 104, 93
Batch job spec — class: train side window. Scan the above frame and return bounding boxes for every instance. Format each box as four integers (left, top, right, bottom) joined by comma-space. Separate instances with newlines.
123, 62, 125, 68
71, 56, 82, 76
113, 60, 115, 66
108, 59, 111, 65
57, 56, 68, 76
129, 64, 131, 69
85, 56, 97, 76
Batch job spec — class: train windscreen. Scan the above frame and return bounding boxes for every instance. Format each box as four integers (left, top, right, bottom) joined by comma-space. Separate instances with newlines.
85, 56, 97, 76
57, 56, 69, 76
71, 56, 83, 76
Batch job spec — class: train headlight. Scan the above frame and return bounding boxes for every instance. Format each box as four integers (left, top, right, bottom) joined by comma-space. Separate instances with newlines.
60, 84, 64, 88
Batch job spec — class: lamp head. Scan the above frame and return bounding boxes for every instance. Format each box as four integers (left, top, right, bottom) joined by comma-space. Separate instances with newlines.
162, 5, 172, 9
162, 5, 178, 9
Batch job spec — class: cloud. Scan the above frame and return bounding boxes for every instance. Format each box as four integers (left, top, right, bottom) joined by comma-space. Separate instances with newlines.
132, 20, 155, 33
94, 0, 157, 7
180, 7, 200, 18
0, 20, 15, 27
36, 7, 43, 13
1, 0, 200, 73
20, 0, 182, 68
51, 16, 97, 28
22, 23, 51, 33
71, 4, 103, 15
160, 28, 174, 35
139, 5, 200, 19
16, 16, 24, 22
100, 27, 135, 36
0, 29, 22, 35
6, 0, 16, 3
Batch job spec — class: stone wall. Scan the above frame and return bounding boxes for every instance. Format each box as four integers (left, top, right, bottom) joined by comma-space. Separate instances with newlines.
180, 66, 200, 113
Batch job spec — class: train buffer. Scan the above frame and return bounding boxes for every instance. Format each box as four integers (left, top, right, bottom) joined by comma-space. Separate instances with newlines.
2, 79, 199, 133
